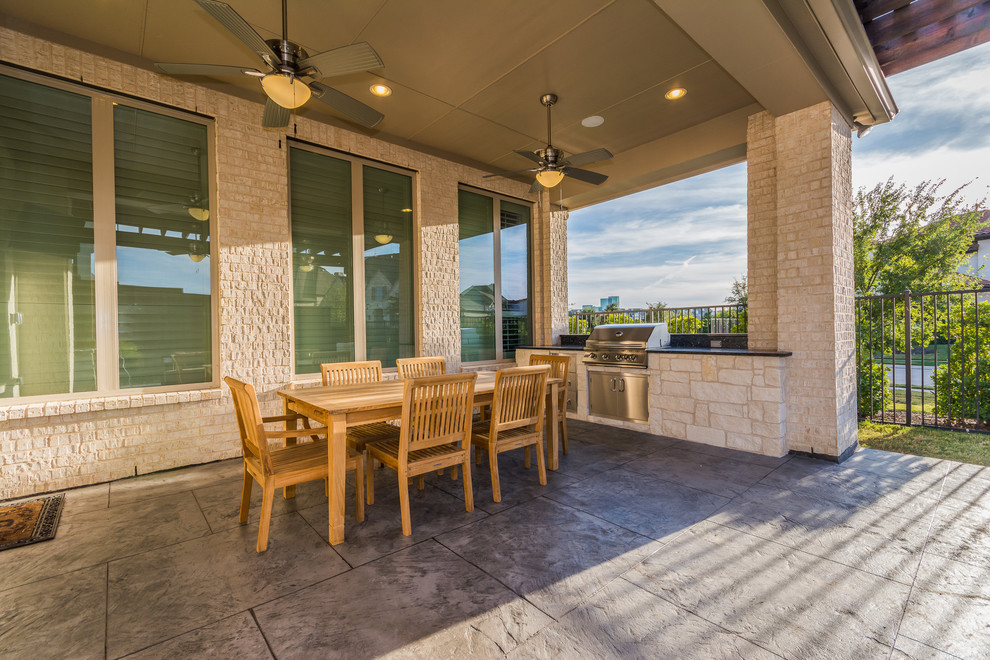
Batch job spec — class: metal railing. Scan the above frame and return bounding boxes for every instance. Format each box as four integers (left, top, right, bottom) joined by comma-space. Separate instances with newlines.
856, 288, 989, 433
568, 304, 747, 335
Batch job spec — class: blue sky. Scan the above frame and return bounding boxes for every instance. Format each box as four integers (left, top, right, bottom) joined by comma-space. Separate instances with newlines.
567, 40, 990, 310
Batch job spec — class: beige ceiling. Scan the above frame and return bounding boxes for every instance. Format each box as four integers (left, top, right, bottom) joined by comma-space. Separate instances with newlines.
0, 0, 894, 210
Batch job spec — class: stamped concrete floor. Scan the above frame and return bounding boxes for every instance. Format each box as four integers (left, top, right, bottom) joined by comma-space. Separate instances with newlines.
2, 419, 989, 659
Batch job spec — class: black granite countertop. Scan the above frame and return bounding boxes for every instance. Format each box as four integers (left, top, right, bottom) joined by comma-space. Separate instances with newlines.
518, 345, 791, 357
649, 347, 792, 357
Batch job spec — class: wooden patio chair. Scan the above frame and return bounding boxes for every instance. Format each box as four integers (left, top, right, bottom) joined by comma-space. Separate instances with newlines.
395, 356, 446, 379
366, 372, 477, 535
471, 364, 550, 502
528, 354, 571, 456
320, 360, 396, 505
224, 376, 364, 552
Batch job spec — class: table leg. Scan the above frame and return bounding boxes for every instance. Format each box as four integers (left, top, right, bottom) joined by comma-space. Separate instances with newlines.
283, 398, 296, 499
547, 382, 560, 470
327, 413, 347, 545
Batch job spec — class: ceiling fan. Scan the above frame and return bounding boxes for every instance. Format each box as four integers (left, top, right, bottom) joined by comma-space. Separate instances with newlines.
485, 93, 613, 193
154, 0, 385, 129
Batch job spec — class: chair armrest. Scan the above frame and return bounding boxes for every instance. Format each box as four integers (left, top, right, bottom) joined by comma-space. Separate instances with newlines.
266, 427, 329, 439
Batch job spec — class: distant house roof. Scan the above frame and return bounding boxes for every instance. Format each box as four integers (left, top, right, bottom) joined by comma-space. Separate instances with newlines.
966, 210, 990, 253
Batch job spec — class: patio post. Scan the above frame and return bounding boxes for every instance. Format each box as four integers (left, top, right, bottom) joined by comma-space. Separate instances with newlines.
746, 102, 858, 461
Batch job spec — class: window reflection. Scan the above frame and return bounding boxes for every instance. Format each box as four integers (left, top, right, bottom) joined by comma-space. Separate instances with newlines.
0, 75, 96, 398
364, 166, 413, 368
458, 191, 496, 362
500, 201, 530, 359
114, 106, 212, 387
291, 149, 354, 373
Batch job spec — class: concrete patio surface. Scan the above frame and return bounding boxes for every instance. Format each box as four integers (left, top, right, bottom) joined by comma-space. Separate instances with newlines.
1, 419, 988, 659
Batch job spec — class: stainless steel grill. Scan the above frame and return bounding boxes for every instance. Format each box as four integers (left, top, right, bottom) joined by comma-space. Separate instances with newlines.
582, 323, 669, 369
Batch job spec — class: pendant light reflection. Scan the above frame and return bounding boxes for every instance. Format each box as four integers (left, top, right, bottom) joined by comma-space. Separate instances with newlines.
188, 241, 207, 262
187, 206, 209, 222
374, 234, 392, 245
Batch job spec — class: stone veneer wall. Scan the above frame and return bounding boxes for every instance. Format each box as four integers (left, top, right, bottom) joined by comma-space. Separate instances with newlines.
549, 209, 569, 344
746, 102, 857, 459
517, 348, 787, 457
0, 27, 556, 499
650, 354, 787, 456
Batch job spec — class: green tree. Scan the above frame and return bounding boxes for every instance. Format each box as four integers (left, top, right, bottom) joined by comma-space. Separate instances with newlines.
605, 301, 621, 312
932, 300, 990, 425
724, 275, 747, 305
854, 178, 985, 295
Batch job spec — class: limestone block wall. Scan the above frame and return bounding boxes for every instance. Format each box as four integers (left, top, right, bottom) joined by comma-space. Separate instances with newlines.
649, 353, 787, 456
746, 102, 857, 460
517, 348, 788, 458
0, 26, 540, 499
550, 209, 570, 344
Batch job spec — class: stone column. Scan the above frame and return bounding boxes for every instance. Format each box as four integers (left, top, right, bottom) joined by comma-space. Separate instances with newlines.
529, 191, 553, 346
746, 102, 858, 461
550, 208, 569, 344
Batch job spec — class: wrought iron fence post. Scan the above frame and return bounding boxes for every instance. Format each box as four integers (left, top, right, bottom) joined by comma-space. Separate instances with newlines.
904, 290, 912, 426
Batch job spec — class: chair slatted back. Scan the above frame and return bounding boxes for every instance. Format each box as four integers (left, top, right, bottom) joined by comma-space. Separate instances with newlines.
396, 356, 446, 379
529, 354, 570, 393
491, 365, 550, 435
224, 377, 274, 475
321, 360, 383, 387
400, 373, 477, 455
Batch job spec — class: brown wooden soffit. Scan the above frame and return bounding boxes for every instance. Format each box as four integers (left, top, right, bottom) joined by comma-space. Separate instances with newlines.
857, 0, 990, 76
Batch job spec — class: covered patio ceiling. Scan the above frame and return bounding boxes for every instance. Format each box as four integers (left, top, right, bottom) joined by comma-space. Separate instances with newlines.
0, 0, 896, 210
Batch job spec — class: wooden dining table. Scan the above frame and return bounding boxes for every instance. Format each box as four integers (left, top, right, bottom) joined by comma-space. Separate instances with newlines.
277, 370, 562, 545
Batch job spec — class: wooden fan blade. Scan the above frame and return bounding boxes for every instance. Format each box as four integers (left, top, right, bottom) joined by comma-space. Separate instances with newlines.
262, 99, 290, 128
563, 167, 608, 185
297, 42, 384, 78
154, 63, 264, 77
309, 82, 383, 128
194, 0, 280, 65
563, 148, 613, 167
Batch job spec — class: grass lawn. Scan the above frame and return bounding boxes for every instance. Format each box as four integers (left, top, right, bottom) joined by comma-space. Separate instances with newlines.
876, 344, 950, 366
891, 387, 937, 414
858, 420, 990, 466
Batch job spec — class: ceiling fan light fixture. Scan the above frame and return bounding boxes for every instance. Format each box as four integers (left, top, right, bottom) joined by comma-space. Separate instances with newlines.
262, 73, 311, 109
665, 87, 687, 100
370, 84, 392, 97
374, 234, 393, 244
187, 206, 210, 222
535, 169, 565, 188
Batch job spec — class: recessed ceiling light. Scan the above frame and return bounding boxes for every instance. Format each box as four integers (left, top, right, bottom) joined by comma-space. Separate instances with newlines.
370, 84, 392, 97
581, 115, 605, 127
665, 88, 687, 100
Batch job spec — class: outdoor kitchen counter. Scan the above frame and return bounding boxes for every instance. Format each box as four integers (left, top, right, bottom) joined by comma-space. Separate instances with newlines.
517, 345, 791, 459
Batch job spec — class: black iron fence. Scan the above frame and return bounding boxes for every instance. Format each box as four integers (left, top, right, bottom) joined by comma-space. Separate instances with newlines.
568, 304, 747, 334
856, 288, 990, 433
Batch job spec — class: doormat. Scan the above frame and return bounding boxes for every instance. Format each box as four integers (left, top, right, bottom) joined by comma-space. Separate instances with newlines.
0, 493, 64, 552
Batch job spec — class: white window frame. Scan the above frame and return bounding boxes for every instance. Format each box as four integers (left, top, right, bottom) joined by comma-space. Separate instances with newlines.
457, 184, 534, 365
0, 65, 218, 403
287, 140, 419, 377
